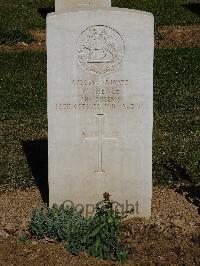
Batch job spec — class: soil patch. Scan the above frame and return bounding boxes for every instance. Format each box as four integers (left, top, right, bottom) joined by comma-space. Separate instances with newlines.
0, 187, 199, 265
155, 25, 200, 48
0, 30, 46, 52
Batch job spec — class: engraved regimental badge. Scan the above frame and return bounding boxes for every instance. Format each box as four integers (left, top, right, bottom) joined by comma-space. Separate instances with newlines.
76, 25, 125, 75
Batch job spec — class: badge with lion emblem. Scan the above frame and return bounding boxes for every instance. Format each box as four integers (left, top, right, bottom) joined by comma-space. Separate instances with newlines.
76, 25, 125, 75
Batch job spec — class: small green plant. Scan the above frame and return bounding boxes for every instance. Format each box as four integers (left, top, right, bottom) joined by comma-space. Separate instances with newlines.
29, 198, 128, 263
83, 200, 128, 262
29, 204, 87, 241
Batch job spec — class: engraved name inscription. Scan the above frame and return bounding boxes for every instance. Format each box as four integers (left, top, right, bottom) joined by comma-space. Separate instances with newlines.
55, 79, 145, 112
56, 103, 144, 111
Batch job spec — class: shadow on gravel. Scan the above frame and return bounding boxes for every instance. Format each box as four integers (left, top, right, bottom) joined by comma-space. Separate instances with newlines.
176, 186, 200, 215
38, 7, 55, 18
182, 3, 200, 16
22, 139, 48, 205
163, 159, 200, 214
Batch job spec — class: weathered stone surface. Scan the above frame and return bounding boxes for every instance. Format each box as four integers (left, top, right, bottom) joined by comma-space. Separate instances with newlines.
47, 8, 154, 217
55, 0, 111, 12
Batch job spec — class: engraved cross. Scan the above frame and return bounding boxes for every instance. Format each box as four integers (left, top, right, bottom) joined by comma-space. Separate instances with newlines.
85, 114, 117, 173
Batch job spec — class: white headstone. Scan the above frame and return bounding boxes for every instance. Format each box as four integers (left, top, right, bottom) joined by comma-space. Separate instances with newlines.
55, 0, 111, 12
47, 7, 154, 217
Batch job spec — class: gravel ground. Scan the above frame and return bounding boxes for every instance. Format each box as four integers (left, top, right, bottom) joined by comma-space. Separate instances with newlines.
0, 186, 199, 265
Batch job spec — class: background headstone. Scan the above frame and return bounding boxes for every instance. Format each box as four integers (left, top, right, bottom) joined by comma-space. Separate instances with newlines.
47, 7, 154, 217
55, 0, 111, 12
